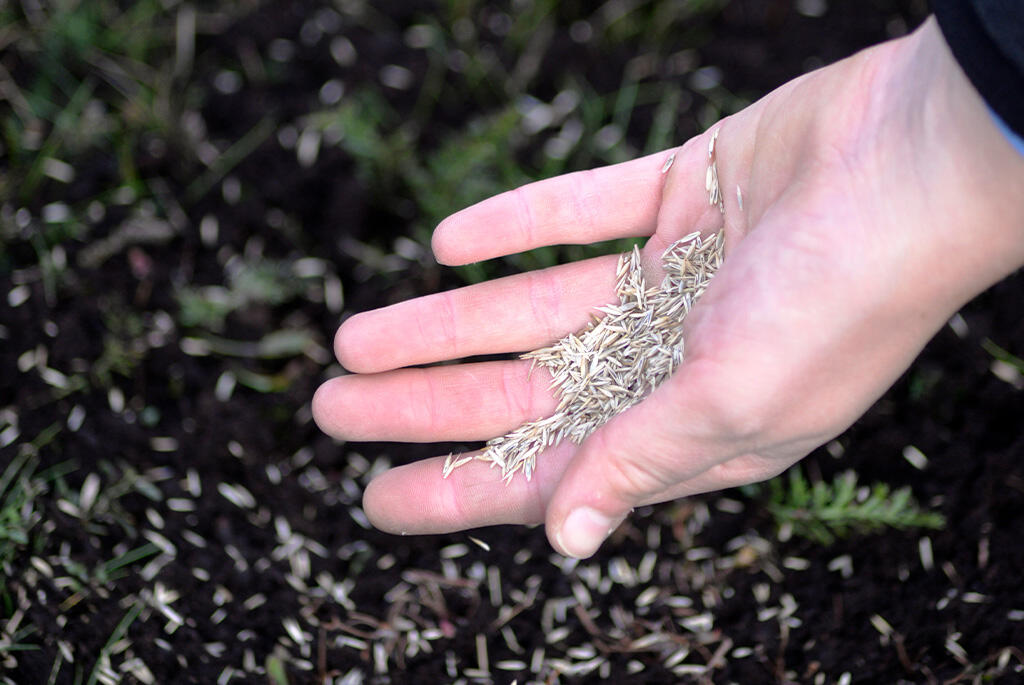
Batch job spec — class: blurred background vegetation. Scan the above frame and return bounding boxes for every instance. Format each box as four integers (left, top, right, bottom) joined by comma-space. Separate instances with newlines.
1, 0, 767, 294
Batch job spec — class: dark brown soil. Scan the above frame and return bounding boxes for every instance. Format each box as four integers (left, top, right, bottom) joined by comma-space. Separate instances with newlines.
3, 1, 1023, 684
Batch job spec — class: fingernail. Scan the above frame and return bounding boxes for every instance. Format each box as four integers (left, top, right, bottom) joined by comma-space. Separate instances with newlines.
556, 507, 618, 559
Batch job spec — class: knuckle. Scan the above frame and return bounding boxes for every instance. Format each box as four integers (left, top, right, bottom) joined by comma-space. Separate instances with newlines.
499, 363, 531, 420
511, 185, 537, 246
568, 168, 599, 229
524, 270, 563, 343
432, 290, 460, 354
588, 429, 666, 502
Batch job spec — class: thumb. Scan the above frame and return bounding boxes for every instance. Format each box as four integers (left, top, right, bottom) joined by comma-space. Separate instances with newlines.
545, 371, 721, 558
545, 429, 641, 559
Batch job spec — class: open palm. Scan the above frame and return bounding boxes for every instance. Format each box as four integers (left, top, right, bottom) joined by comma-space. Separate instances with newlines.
313, 19, 1024, 557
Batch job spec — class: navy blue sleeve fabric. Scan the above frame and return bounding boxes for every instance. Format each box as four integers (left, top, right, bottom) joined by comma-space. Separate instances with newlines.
932, 0, 1024, 140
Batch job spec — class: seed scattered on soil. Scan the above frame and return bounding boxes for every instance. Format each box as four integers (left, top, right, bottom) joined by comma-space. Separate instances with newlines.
902, 444, 929, 470
919, 536, 935, 572
456, 229, 724, 482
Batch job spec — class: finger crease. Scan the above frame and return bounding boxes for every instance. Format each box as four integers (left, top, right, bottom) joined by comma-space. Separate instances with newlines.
433, 291, 460, 357
420, 368, 445, 434
499, 362, 530, 421
511, 185, 537, 249
569, 169, 600, 237
526, 271, 561, 344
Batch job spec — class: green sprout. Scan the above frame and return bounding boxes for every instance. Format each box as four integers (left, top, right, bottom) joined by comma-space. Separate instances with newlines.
759, 467, 945, 545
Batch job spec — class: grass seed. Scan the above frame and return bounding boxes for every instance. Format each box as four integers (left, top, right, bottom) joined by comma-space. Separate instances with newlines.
461, 230, 724, 482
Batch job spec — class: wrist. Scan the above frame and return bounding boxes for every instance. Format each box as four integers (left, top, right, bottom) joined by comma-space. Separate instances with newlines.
987, 108, 1024, 159
895, 18, 1024, 291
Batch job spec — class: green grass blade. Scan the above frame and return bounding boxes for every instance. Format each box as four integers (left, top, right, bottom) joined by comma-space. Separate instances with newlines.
100, 542, 160, 577
184, 116, 275, 204
86, 602, 143, 685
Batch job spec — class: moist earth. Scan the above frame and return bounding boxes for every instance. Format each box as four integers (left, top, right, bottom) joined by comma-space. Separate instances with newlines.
3, 1, 1023, 683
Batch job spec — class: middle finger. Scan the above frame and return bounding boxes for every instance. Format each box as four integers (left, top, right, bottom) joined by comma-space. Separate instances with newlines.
334, 254, 619, 374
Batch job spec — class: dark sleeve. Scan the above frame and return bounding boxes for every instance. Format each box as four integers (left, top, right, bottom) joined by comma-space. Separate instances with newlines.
931, 0, 1024, 138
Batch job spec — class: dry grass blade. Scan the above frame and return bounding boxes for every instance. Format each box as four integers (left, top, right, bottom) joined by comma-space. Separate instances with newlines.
447, 230, 725, 482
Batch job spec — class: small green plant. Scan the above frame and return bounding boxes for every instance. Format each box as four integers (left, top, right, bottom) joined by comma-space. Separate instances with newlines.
758, 467, 945, 545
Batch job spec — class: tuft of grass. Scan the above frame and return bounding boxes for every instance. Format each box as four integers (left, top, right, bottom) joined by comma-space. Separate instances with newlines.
0, 452, 44, 589
176, 255, 318, 331
86, 601, 144, 685
2, 0, 181, 198
757, 467, 945, 545
0, 446, 67, 665
292, 0, 748, 286
91, 298, 148, 387
320, 90, 647, 284
0, 624, 40, 668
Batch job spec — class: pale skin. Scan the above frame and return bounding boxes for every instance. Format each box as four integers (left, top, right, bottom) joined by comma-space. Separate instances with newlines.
313, 18, 1024, 558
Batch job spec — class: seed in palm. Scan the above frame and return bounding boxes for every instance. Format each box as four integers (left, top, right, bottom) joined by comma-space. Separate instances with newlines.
444, 229, 725, 483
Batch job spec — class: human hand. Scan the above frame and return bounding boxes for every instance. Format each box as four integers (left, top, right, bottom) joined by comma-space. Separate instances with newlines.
313, 18, 1024, 558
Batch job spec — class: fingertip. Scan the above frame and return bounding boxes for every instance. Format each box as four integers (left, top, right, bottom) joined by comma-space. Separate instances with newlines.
333, 312, 376, 373
543, 428, 649, 557
310, 375, 378, 442
310, 380, 335, 437
430, 219, 455, 265
362, 471, 402, 533
549, 506, 625, 559
332, 316, 357, 370
361, 459, 459, 535
431, 214, 471, 266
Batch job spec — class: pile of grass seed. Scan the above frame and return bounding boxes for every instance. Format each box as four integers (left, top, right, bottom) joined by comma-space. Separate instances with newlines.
445, 230, 725, 482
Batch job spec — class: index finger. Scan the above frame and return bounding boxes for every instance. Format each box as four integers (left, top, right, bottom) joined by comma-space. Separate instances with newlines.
431, 150, 674, 265
335, 255, 618, 373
